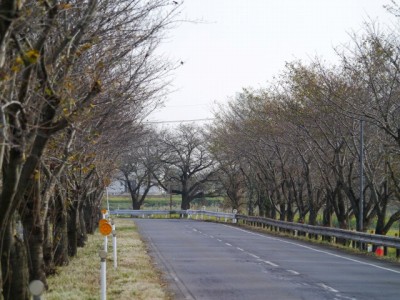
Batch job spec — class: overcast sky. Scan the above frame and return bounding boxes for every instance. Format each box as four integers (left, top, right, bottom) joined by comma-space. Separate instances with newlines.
147, 0, 397, 125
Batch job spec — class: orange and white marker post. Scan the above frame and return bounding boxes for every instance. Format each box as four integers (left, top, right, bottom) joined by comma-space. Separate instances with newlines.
99, 218, 112, 251
99, 217, 112, 300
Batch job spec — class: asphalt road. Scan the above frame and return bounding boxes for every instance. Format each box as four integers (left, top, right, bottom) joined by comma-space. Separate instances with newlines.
134, 219, 400, 300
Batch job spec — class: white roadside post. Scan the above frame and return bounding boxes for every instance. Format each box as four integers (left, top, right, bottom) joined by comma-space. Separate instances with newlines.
111, 220, 117, 269
232, 209, 238, 224
106, 187, 110, 213
99, 250, 107, 300
29, 280, 45, 300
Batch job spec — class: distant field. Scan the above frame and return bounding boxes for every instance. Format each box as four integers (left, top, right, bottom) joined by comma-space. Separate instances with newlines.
104, 194, 224, 210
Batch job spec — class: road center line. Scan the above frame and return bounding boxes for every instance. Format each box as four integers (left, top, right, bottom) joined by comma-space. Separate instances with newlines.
236, 247, 244, 251
318, 283, 339, 293
225, 243, 232, 246
262, 260, 279, 267
287, 270, 300, 275
225, 225, 400, 275
248, 253, 260, 259
217, 239, 222, 242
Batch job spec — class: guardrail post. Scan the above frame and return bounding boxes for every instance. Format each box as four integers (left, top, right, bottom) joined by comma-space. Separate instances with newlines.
232, 210, 237, 224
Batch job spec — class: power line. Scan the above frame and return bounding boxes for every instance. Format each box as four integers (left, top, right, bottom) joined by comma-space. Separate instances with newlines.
144, 118, 215, 124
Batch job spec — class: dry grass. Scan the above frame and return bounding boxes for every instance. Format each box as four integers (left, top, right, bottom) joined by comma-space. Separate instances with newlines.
45, 218, 170, 300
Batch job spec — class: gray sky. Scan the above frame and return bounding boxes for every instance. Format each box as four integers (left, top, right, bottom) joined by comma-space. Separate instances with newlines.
148, 0, 396, 125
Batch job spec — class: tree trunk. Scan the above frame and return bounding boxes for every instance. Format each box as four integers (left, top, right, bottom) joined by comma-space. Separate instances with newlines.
375, 209, 387, 235
181, 195, 190, 210
286, 198, 294, 222
21, 206, 47, 288
1, 221, 29, 300
53, 191, 69, 266
279, 203, 286, 221
67, 200, 78, 257
181, 186, 190, 210
20, 177, 48, 289
83, 194, 96, 235
132, 200, 141, 210
43, 216, 55, 275
77, 195, 87, 248
322, 198, 332, 227
308, 207, 317, 226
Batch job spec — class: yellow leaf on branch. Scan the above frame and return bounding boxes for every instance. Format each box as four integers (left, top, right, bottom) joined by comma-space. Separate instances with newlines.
34, 170, 40, 181
25, 49, 40, 64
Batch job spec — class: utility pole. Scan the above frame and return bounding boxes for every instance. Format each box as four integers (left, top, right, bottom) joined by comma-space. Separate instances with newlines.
359, 119, 364, 232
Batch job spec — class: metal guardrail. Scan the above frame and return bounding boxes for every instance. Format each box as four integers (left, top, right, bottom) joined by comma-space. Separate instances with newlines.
109, 209, 400, 250
109, 209, 237, 222
188, 210, 236, 220
236, 215, 400, 249
109, 209, 235, 218
110, 209, 184, 216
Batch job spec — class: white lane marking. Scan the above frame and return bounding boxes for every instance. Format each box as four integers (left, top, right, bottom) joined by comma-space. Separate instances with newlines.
337, 295, 357, 300
192, 228, 197, 232
262, 260, 279, 267
236, 247, 244, 251
248, 253, 260, 259
318, 283, 339, 293
225, 225, 400, 275
287, 270, 300, 275
225, 243, 232, 246
210, 235, 214, 238
217, 239, 222, 242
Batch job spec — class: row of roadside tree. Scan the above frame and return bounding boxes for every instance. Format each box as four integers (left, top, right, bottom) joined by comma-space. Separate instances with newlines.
0, 1, 180, 299
210, 10, 400, 235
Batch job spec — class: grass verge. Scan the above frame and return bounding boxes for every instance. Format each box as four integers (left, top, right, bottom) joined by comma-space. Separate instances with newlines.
45, 218, 170, 300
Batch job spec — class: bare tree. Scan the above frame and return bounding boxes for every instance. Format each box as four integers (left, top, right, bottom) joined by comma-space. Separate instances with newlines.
155, 124, 218, 210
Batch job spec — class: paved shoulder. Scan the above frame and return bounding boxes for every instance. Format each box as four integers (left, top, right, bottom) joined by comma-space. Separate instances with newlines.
134, 219, 400, 300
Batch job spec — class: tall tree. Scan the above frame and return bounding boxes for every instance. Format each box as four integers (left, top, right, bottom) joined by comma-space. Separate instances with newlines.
155, 124, 217, 210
